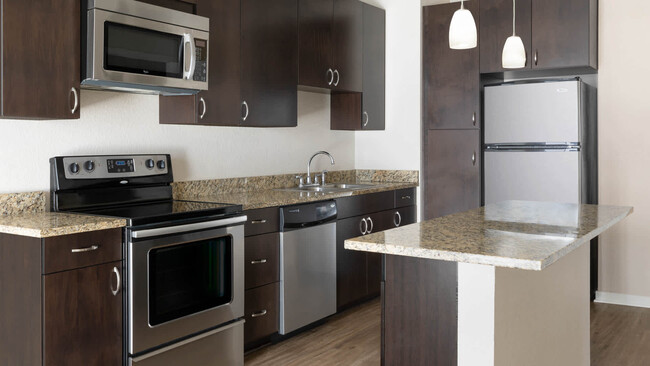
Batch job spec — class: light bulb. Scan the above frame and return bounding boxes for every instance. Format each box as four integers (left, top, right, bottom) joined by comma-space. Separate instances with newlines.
502, 35, 526, 68
449, 7, 477, 50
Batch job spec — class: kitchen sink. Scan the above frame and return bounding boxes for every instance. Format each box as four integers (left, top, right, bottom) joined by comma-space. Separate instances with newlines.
277, 183, 381, 193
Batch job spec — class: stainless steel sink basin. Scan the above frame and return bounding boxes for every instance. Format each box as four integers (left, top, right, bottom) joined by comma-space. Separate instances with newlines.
276, 183, 381, 193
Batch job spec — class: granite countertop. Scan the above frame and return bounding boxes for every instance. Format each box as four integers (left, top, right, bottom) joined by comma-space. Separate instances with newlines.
345, 200, 633, 271
178, 182, 418, 210
0, 212, 127, 238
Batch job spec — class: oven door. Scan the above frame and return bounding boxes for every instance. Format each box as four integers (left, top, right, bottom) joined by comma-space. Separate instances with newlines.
128, 216, 245, 355
85, 8, 208, 94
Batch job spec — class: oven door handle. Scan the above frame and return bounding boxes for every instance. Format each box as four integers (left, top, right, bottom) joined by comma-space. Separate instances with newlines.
131, 216, 248, 239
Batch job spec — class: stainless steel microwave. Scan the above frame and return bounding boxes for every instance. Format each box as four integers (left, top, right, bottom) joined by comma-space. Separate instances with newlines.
83, 0, 209, 95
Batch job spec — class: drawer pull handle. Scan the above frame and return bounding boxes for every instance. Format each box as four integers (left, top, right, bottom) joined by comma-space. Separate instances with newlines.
110, 267, 120, 296
71, 245, 99, 253
251, 259, 268, 265
251, 309, 268, 318
251, 219, 267, 224
401, 195, 411, 200
394, 211, 402, 227
367, 217, 374, 234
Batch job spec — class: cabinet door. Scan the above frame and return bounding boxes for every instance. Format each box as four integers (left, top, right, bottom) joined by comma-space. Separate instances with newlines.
336, 214, 368, 310
423, 3, 479, 130
479, 0, 532, 73
43, 262, 122, 366
244, 233, 280, 290
361, 4, 385, 130
299, 0, 334, 89
424, 129, 480, 220
3, 0, 80, 119
241, 0, 298, 127
331, 0, 362, 92
244, 282, 279, 347
531, 0, 596, 70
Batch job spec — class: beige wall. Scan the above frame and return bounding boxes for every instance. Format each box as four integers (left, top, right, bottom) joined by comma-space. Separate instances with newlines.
598, 0, 650, 298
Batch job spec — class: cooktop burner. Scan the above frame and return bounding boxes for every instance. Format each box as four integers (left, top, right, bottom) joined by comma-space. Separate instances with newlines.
74, 200, 242, 227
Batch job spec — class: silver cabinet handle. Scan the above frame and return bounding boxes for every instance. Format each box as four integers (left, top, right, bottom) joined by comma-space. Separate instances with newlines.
534, 50, 538, 66
70, 87, 79, 114
360, 218, 368, 235
326, 68, 334, 86
199, 97, 207, 119
111, 267, 120, 296
367, 217, 374, 234
401, 195, 411, 200
242, 101, 249, 121
394, 211, 402, 227
472, 151, 477, 166
472, 112, 476, 126
333, 69, 340, 86
71, 245, 99, 253
251, 310, 267, 318
251, 259, 267, 265
363, 111, 369, 127
251, 219, 267, 224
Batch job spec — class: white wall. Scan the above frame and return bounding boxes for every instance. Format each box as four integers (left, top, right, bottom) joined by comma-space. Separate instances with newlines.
355, 0, 422, 172
597, 0, 650, 300
0, 90, 355, 193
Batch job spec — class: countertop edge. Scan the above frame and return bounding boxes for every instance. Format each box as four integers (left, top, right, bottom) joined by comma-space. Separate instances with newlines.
0, 219, 127, 239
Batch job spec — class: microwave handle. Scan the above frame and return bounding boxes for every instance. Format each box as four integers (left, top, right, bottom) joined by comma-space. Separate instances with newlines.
183, 34, 196, 80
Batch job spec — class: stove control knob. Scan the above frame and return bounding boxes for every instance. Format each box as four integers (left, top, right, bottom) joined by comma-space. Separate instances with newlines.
157, 160, 166, 170
145, 159, 155, 169
69, 162, 80, 174
84, 160, 95, 173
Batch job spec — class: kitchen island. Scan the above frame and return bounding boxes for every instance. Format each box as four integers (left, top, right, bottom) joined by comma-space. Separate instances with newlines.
345, 201, 632, 366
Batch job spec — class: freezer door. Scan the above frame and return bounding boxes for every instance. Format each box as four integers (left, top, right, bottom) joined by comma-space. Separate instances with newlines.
484, 151, 581, 205
484, 80, 581, 144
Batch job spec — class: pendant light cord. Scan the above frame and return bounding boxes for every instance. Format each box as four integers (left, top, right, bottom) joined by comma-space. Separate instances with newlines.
512, 0, 516, 36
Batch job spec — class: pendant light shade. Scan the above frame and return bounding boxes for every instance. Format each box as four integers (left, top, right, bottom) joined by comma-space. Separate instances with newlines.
502, 0, 526, 68
449, 1, 477, 50
502, 36, 526, 68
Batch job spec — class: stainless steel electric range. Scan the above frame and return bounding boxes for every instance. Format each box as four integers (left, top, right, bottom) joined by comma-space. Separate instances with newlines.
50, 154, 245, 366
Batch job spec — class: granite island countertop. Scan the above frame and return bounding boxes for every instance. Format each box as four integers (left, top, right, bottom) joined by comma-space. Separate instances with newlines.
0, 212, 127, 238
178, 182, 418, 210
345, 200, 632, 271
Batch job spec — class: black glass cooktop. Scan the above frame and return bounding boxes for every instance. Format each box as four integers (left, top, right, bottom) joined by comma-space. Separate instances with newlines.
73, 200, 243, 227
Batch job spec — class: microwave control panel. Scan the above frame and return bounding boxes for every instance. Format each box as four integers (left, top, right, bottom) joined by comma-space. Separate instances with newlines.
193, 39, 208, 82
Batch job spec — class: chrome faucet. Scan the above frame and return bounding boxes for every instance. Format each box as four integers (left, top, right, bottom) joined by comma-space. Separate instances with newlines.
302, 151, 335, 186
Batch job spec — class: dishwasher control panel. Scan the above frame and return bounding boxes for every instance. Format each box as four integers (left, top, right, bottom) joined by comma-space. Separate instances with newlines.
280, 200, 337, 230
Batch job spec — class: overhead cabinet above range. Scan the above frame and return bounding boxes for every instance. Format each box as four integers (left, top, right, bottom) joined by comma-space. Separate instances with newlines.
479, 0, 598, 74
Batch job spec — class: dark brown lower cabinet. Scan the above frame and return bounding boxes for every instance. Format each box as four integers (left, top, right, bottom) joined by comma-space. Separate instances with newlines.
244, 283, 280, 347
43, 261, 123, 366
337, 205, 417, 310
424, 129, 481, 220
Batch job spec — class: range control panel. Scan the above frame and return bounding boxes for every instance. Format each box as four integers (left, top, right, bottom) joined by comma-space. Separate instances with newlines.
62, 155, 169, 179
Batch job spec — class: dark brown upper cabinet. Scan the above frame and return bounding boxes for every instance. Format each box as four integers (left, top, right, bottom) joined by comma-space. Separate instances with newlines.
423, 2, 480, 130
298, 0, 362, 93
480, 0, 532, 73
479, 0, 597, 73
160, 0, 297, 127
1, 0, 80, 120
361, 3, 385, 131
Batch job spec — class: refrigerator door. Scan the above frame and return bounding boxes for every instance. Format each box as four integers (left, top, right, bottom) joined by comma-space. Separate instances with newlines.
484, 151, 580, 205
484, 80, 581, 144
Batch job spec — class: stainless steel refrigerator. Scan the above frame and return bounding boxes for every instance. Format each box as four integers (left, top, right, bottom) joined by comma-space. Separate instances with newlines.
484, 79, 597, 206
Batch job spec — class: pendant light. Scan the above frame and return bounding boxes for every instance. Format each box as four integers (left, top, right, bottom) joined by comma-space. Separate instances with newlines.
502, 0, 526, 68
449, 0, 477, 50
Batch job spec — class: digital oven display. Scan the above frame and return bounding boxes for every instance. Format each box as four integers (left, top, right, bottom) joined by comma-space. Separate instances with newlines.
107, 159, 134, 173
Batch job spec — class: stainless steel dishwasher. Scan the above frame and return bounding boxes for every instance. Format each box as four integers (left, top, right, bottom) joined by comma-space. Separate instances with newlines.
279, 200, 337, 335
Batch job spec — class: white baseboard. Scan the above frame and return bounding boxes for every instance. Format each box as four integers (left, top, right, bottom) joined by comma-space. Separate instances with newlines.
595, 291, 650, 309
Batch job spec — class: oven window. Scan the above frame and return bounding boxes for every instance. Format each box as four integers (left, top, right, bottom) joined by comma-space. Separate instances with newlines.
104, 22, 183, 78
148, 236, 232, 326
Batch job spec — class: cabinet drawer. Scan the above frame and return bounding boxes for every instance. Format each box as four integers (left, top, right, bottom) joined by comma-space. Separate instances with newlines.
245, 233, 280, 290
43, 229, 122, 274
335, 191, 394, 220
244, 283, 279, 345
244, 207, 279, 237
394, 188, 416, 208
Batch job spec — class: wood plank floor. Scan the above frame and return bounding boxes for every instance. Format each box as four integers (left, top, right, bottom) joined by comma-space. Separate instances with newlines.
246, 300, 650, 365
245, 299, 381, 366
